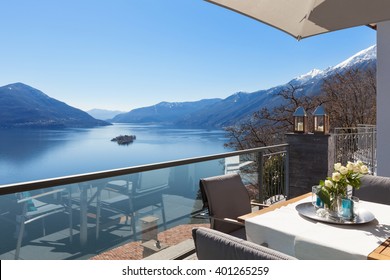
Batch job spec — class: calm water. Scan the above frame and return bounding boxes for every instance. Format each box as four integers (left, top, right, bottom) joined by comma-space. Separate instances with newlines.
0, 124, 230, 185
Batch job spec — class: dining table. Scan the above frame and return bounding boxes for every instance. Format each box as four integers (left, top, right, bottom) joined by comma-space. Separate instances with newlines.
238, 193, 390, 260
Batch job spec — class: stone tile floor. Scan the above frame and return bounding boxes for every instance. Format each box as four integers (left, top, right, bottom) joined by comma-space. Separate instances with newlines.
90, 223, 209, 260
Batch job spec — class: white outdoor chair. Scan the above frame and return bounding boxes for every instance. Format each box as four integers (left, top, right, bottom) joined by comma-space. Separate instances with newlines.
14, 188, 73, 259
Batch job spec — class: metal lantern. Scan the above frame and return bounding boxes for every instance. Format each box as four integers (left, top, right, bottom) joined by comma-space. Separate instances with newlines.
293, 107, 308, 133
313, 105, 329, 134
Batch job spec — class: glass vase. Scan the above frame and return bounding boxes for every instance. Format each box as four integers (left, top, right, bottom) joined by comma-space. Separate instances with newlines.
325, 194, 342, 218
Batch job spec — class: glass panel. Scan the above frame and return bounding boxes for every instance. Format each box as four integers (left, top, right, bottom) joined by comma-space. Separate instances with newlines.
0, 187, 74, 260
0, 158, 222, 260
0, 148, 288, 260
294, 116, 304, 132
315, 116, 324, 132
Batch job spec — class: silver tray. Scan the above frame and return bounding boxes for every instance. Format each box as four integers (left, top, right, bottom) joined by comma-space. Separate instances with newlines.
295, 202, 375, 225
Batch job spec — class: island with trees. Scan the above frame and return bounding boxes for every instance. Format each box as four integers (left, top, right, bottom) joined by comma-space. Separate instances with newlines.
111, 135, 136, 145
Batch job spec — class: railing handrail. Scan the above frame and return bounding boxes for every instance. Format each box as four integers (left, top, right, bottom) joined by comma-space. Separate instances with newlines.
0, 144, 289, 195
333, 125, 377, 134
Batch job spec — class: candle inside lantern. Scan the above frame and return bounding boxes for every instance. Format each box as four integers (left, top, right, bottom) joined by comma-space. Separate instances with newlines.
297, 122, 303, 131
317, 125, 324, 131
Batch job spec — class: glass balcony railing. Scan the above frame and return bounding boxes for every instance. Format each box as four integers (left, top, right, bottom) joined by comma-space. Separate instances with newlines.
0, 144, 288, 260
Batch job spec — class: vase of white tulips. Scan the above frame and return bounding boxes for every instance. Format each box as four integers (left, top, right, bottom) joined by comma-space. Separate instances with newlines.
317, 161, 369, 218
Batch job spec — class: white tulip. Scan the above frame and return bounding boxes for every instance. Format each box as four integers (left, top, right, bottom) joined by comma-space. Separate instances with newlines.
346, 162, 354, 171
334, 163, 342, 171
339, 166, 348, 175
360, 165, 369, 174
324, 180, 333, 188
353, 163, 361, 173
332, 172, 342, 182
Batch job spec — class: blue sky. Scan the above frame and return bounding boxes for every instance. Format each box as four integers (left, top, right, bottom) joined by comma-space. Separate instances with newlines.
0, 0, 376, 111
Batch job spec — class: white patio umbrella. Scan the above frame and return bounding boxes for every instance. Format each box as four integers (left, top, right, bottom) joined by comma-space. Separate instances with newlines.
206, 0, 390, 40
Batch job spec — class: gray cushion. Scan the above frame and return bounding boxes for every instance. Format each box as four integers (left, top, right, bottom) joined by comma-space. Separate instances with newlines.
355, 175, 390, 205
192, 227, 296, 260
200, 173, 251, 234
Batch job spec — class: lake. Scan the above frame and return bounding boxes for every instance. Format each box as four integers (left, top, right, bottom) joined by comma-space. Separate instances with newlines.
0, 124, 230, 185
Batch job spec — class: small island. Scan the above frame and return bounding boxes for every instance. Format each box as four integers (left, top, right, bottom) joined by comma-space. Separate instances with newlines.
111, 135, 136, 145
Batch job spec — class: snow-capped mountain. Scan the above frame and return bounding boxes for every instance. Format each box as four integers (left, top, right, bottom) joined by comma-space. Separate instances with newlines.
180, 45, 376, 128
292, 45, 376, 85
111, 45, 376, 128
294, 68, 324, 83
332, 45, 376, 71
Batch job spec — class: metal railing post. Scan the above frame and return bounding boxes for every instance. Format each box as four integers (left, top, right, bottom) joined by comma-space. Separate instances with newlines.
284, 148, 290, 199
257, 151, 264, 203
79, 183, 88, 248
372, 127, 376, 174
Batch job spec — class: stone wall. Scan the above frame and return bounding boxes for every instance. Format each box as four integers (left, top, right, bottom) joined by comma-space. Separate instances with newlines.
286, 133, 335, 198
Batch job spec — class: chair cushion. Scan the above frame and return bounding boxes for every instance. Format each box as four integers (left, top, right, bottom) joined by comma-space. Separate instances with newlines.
200, 173, 251, 233
355, 175, 390, 205
192, 227, 296, 260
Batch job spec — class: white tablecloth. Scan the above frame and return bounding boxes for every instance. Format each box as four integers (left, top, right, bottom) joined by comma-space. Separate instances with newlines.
245, 196, 390, 259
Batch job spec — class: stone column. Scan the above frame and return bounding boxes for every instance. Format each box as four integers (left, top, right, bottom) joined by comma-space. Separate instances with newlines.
286, 133, 334, 198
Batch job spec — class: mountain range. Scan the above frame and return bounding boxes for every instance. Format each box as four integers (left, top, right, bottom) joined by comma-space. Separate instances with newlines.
0, 45, 376, 129
110, 45, 376, 128
87, 109, 125, 121
111, 99, 222, 124
0, 83, 110, 128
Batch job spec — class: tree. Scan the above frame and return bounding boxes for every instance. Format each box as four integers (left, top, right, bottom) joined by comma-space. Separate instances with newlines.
224, 84, 325, 150
224, 67, 377, 150
223, 67, 377, 202
321, 67, 376, 128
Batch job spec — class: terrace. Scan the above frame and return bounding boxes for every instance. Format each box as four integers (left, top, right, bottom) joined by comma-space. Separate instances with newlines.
0, 125, 382, 260
2, 1, 390, 263
0, 144, 288, 260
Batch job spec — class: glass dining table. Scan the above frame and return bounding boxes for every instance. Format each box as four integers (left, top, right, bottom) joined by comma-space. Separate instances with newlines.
238, 193, 390, 260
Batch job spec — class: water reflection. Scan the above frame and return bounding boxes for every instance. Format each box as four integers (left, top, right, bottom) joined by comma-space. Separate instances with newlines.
0, 128, 77, 162
0, 124, 229, 185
